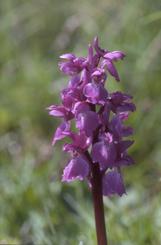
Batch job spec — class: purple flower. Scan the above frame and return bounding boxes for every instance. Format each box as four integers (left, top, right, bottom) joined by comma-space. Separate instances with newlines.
102, 50, 125, 81
61, 87, 82, 110
109, 91, 136, 113
100, 103, 111, 126
59, 54, 86, 75
83, 83, 108, 105
68, 75, 80, 88
92, 139, 116, 170
103, 170, 126, 196
52, 121, 71, 145
76, 111, 99, 137
91, 68, 107, 83
93, 36, 107, 57
47, 105, 73, 120
109, 113, 133, 140
62, 156, 89, 182
101, 59, 120, 81
72, 102, 91, 116
48, 37, 135, 197
63, 131, 91, 153
103, 51, 125, 61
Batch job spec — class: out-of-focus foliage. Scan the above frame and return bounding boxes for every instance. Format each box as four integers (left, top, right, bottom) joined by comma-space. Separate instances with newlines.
0, 0, 161, 244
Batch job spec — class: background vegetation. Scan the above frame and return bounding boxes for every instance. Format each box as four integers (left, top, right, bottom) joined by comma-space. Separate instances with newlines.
0, 0, 161, 244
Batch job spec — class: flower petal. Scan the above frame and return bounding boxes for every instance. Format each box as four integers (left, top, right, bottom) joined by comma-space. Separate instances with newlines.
104, 51, 125, 61
52, 121, 71, 145
100, 103, 111, 126
102, 59, 120, 81
68, 76, 80, 88
119, 140, 134, 153
60, 53, 76, 60
47, 105, 73, 120
116, 154, 134, 166
83, 83, 108, 104
47, 105, 66, 117
93, 36, 106, 56
76, 111, 99, 137
58, 61, 77, 75
103, 170, 126, 196
72, 102, 90, 116
92, 141, 116, 170
72, 132, 91, 149
62, 156, 89, 182
109, 91, 136, 113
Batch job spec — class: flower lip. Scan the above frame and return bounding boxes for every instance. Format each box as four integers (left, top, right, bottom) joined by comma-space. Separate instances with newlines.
102, 170, 126, 196
62, 156, 89, 182
91, 140, 116, 170
76, 111, 99, 137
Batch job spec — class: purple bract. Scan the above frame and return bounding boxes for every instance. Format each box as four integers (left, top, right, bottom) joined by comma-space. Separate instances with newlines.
48, 37, 135, 196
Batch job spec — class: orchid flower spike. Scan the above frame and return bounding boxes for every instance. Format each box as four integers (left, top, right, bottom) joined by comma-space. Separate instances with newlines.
48, 37, 135, 197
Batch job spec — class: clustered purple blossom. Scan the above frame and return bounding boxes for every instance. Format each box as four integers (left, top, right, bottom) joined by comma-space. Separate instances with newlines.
48, 37, 135, 196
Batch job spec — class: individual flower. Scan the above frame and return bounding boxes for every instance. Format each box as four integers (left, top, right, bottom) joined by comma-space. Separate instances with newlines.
91, 135, 116, 170
76, 111, 99, 137
52, 121, 71, 145
83, 82, 108, 105
109, 91, 136, 113
63, 131, 91, 153
59, 54, 86, 75
62, 156, 89, 182
47, 105, 73, 120
102, 170, 126, 196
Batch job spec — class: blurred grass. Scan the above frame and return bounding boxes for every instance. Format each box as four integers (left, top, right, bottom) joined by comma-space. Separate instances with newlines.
0, 0, 161, 244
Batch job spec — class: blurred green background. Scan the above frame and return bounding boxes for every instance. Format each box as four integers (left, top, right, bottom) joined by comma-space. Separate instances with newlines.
0, 0, 161, 244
